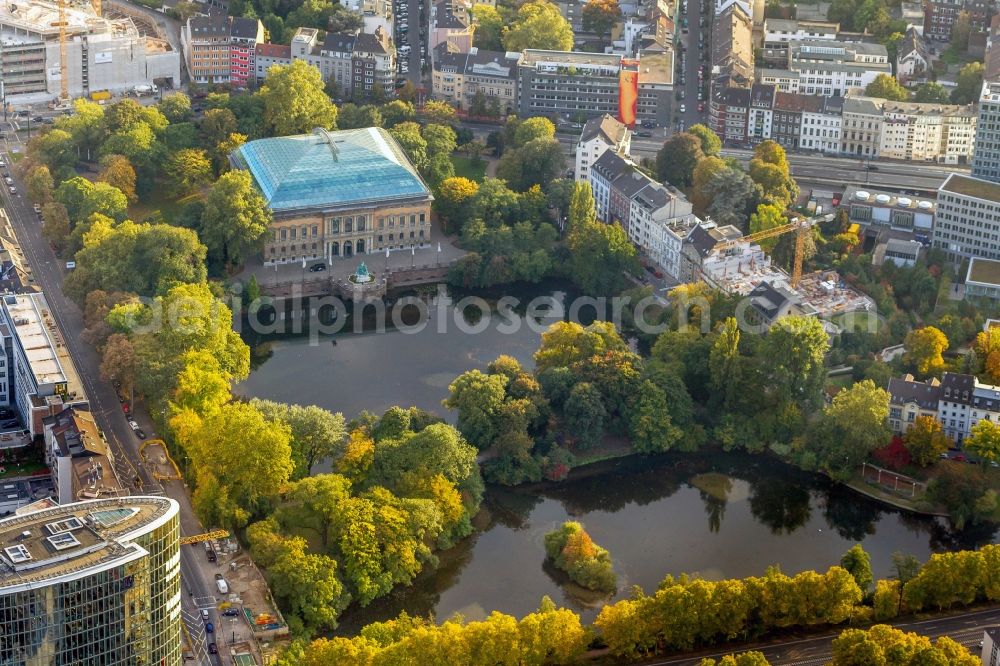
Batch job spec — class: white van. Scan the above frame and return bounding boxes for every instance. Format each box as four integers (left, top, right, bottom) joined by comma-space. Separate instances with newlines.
216, 579, 229, 595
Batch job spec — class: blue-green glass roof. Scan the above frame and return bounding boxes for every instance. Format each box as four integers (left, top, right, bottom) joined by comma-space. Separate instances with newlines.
232, 127, 430, 213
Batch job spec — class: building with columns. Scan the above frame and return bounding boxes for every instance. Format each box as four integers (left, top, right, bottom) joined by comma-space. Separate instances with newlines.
230, 128, 433, 265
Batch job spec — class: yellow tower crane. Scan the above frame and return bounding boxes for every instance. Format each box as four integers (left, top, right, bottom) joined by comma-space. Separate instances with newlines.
92, 0, 101, 17
715, 217, 813, 288
54, 0, 70, 102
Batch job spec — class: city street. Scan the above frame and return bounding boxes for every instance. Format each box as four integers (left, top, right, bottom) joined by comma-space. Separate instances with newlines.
0, 163, 222, 665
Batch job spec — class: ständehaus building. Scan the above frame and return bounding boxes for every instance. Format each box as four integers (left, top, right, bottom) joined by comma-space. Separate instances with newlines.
0, 497, 181, 665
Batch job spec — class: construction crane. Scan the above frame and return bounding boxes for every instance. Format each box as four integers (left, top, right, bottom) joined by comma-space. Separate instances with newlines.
54, 0, 69, 102
92, 0, 101, 17
179, 529, 230, 546
715, 216, 815, 288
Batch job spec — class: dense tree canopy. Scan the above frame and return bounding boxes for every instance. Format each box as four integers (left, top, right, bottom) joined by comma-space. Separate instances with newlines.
257, 60, 339, 135
502, 0, 574, 51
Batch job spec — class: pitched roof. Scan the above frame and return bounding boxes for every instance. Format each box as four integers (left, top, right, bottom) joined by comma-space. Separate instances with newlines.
255, 42, 291, 59
231, 128, 431, 213
940, 372, 975, 405
749, 281, 800, 323
187, 13, 229, 36
898, 26, 928, 62
230, 16, 261, 39
322, 32, 357, 54
435, 0, 469, 29
581, 114, 630, 145
887, 374, 941, 410
354, 28, 390, 55
433, 44, 518, 79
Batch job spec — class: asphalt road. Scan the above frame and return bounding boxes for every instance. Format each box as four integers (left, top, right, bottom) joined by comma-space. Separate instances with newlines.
634, 606, 1000, 665
0, 157, 221, 665
674, 0, 711, 131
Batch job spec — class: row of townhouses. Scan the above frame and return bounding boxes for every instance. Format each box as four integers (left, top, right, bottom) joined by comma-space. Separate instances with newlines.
709, 86, 977, 163
888, 372, 1000, 443
182, 18, 396, 95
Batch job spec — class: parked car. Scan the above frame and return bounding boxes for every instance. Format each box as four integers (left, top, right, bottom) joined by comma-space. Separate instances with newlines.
4, 177, 12, 185
309, 262, 327, 272
635, 130, 652, 138
135, 429, 147, 440
201, 609, 210, 620
8, 186, 15, 194
205, 622, 214, 634
128, 419, 139, 431
207, 549, 217, 562
33, 204, 41, 215
679, 104, 686, 113
223, 608, 240, 617
209, 644, 218, 655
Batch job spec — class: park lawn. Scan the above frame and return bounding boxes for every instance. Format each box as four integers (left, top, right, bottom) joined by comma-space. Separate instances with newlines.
128, 187, 190, 224
451, 155, 487, 183
940, 45, 972, 65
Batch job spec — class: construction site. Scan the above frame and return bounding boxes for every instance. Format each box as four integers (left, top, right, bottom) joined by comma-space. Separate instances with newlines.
0, 0, 179, 103
696, 216, 875, 326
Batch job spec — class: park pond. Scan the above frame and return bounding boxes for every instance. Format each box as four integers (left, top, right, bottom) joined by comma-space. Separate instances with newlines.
234, 285, 1000, 631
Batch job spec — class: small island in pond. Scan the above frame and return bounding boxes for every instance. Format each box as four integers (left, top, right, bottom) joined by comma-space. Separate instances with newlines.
544, 521, 616, 593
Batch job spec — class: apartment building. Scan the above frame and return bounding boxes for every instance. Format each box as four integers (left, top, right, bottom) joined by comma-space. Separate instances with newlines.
43, 408, 124, 505
575, 115, 631, 183
888, 372, 1000, 443
636, 49, 675, 126
924, 0, 991, 40
708, 85, 751, 145
183, 15, 263, 85
431, 0, 474, 52
431, 43, 519, 114
344, 0, 393, 38
587, 151, 700, 280
878, 100, 976, 164
972, 82, 1000, 183
711, 2, 754, 87
934, 172, 1000, 261
284, 27, 395, 96
799, 94, 843, 152
747, 84, 776, 145
255, 42, 292, 79
758, 40, 890, 97
841, 96, 884, 156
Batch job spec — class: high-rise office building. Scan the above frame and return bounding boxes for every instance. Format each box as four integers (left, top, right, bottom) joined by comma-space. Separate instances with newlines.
0, 497, 181, 665
972, 81, 1000, 183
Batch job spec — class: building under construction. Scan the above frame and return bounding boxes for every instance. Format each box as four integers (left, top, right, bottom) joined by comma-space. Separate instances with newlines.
0, 0, 179, 102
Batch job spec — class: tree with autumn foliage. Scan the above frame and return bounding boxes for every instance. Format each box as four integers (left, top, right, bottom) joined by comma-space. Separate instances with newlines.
544, 521, 616, 592
904, 326, 948, 377
903, 415, 949, 466
582, 0, 621, 41
974, 327, 1000, 384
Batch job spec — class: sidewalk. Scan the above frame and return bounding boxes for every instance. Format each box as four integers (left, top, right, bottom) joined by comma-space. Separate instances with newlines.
231, 237, 467, 289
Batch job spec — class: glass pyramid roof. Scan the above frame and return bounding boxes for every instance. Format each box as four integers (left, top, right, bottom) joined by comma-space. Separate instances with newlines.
232, 127, 430, 213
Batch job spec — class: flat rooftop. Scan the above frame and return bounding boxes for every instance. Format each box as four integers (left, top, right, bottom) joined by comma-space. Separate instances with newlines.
520, 49, 622, 68
968, 257, 1000, 286
941, 173, 1000, 202
0, 0, 138, 40
0, 496, 175, 590
842, 185, 936, 213
2, 294, 84, 402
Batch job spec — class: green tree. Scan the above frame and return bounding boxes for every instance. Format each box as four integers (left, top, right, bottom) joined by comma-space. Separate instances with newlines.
200, 170, 272, 266
253, 400, 348, 478
472, 4, 505, 50
200, 108, 239, 149
840, 544, 874, 595
563, 382, 606, 449
389, 122, 429, 171
65, 219, 207, 302
903, 415, 950, 466
749, 141, 796, 208
687, 123, 722, 156
951, 62, 984, 104
567, 181, 597, 231
831, 625, 978, 666
421, 123, 457, 157
513, 116, 556, 148
814, 380, 891, 476
444, 370, 509, 450
864, 73, 909, 101
628, 380, 682, 452
966, 419, 1000, 465
497, 138, 566, 191
55, 177, 128, 224
951, 10, 972, 52
163, 148, 213, 197
502, 0, 574, 51
656, 133, 703, 186
180, 401, 294, 528
704, 167, 758, 230
749, 203, 787, 251
421, 100, 458, 125
24, 165, 54, 204
763, 316, 830, 408
567, 218, 637, 294
157, 92, 192, 123
257, 60, 339, 136
904, 326, 948, 377
380, 100, 416, 127
100, 333, 137, 398
913, 82, 951, 103
41, 202, 71, 254
582, 0, 621, 41
337, 103, 383, 129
